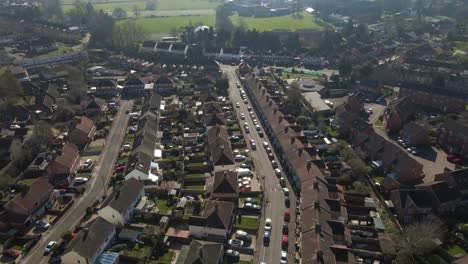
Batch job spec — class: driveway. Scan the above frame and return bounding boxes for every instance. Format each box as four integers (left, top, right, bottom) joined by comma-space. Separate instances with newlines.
20, 100, 132, 264
222, 65, 297, 264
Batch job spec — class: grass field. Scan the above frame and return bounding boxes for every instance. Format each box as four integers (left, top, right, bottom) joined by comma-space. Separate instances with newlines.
230, 11, 327, 31
62, 0, 221, 13
120, 15, 215, 33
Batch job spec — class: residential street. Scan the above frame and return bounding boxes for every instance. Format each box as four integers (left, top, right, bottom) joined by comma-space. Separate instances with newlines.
222, 66, 296, 264
20, 100, 132, 264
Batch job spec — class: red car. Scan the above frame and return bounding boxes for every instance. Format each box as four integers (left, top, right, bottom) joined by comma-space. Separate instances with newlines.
3, 249, 20, 258
115, 165, 126, 172
447, 154, 461, 163
284, 209, 290, 222
239, 185, 251, 192
282, 235, 289, 247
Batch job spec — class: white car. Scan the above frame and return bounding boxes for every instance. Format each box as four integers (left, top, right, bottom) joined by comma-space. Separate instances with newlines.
265, 218, 272, 231
74, 177, 88, 184
275, 168, 281, 176
281, 251, 288, 264
263, 142, 269, 148
240, 113, 245, 120
236, 102, 240, 108
44, 241, 57, 254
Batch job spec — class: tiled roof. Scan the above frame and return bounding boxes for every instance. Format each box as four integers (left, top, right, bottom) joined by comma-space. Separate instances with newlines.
189, 200, 234, 230
212, 170, 238, 195
207, 125, 234, 166
104, 178, 143, 214
51, 142, 79, 175
5, 177, 52, 215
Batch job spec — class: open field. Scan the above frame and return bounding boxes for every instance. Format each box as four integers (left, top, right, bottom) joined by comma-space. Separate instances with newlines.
119, 15, 215, 33
230, 11, 327, 31
62, 0, 221, 13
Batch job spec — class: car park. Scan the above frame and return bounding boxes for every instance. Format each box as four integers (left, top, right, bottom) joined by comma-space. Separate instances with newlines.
235, 230, 252, 241
266, 147, 272, 153
265, 218, 272, 231
250, 142, 256, 150
245, 203, 261, 210
268, 152, 275, 160
240, 113, 245, 120
44, 241, 57, 254
235, 155, 246, 161
83, 159, 93, 168
235, 102, 240, 108
406, 147, 418, 155
255, 125, 261, 131
247, 106, 251, 111
263, 142, 269, 148
258, 130, 264, 137
244, 99, 248, 104
228, 239, 244, 248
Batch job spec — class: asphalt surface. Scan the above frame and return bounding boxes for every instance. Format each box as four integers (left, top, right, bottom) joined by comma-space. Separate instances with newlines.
20, 100, 132, 264
223, 66, 296, 264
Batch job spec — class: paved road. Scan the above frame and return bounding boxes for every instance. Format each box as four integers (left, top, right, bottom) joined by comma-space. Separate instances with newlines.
21, 100, 132, 264
222, 66, 294, 264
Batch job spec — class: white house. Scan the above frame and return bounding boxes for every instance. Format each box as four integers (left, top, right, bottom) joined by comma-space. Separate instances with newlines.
188, 200, 234, 242
98, 178, 144, 225
61, 217, 116, 264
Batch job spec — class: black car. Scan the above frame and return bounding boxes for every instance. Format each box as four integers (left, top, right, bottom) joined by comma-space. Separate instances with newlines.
285, 196, 290, 207
258, 131, 264, 137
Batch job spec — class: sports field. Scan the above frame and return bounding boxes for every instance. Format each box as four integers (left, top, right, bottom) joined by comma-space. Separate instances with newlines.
62, 0, 221, 13
120, 15, 216, 33
230, 12, 326, 31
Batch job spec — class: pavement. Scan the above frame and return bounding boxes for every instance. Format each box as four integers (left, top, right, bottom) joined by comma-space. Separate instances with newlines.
19, 100, 132, 264
222, 65, 297, 264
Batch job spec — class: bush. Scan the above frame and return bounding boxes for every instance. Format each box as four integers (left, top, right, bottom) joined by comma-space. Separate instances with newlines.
110, 244, 127, 252
62, 231, 72, 242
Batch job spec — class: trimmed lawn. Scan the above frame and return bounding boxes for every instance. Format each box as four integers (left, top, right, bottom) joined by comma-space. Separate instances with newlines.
374, 176, 385, 183
155, 199, 174, 214
158, 250, 175, 263
19, 178, 38, 186
126, 133, 136, 143
119, 15, 215, 34
230, 11, 327, 31
183, 184, 205, 190
374, 119, 385, 132
447, 244, 467, 256
79, 172, 91, 178
10, 245, 23, 251
235, 216, 259, 229
86, 145, 104, 152
124, 244, 152, 259
118, 156, 129, 164
15, 96, 35, 106
185, 173, 207, 178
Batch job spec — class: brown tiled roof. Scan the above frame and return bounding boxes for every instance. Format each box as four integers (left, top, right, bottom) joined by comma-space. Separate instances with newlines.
416, 181, 460, 203
70, 116, 95, 138
103, 178, 143, 214
400, 121, 431, 138
386, 97, 415, 121
441, 119, 468, 137
207, 125, 234, 166
203, 101, 222, 113
5, 177, 53, 215
212, 170, 238, 195
189, 200, 234, 230
51, 142, 79, 175
204, 113, 226, 127
182, 240, 224, 264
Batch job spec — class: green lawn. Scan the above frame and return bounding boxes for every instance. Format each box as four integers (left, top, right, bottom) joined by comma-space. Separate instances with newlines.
230, 11, 327, 31
155, 199, 174, 214
63, 0, 220, 13
78, 172, 91, 178
235, 216, 259, 229
19, 178, 38, 186
124, 244, 152, 259
118, 156, 129, 164
86, 145, 104, 152
447, 244, 467, 256
157, 250, 174, 263
185, 173, 207, 178
374, 119, 385, 132
183, 183, 205, 190
120, 15, 215, 33
10, 245, 23, 251
15, 96, 35, 106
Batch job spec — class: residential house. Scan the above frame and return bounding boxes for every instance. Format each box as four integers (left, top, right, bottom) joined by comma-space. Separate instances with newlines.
0, 138, 22, 170
68, 116, 96, 149
142, 41, 157, 53
171, 43, 188, 56
155, 76, 176, 95
0, 177, 54, 231
438, 119, 468, 158
47, 142, 80, 187
189, 200, 234, 242
206, 170, 238, 202
123, 76, 145, 97
206, 125, 235, 167
238, 61, 252, 76
205, 47, 221, 60
435, 168, 468, 201
383, 97, 415, 132
359, 79, 381, 100
390, 189, 433, 224
204, 113, 226, 127
399, 121, 431, 146
176, 240, 224, 264
80, 97, 107, 119
347, 92, 366, 113
155, 42, 172, 54
61, 217, 116, 264
98, 178, 144, 225
416, 181, 461, 213
193, 76, 215, 91
91, 79, 118, 98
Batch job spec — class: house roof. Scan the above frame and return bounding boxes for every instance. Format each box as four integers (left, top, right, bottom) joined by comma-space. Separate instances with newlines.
155, 76, 175, 86
203, 102, 222, 113
189, 200, 234, 230
46, 83, 60, 99
441, 119, 468, 137
212, 170, 238, 195
180, 240, 223, 264
207, 125, 234, 166
400, 121, 431, 138
204, 113, 226, 127
435, 168, 468, 190
396, 189, 433, 208
104, 178, 143, 215
52, 142, 79, 175
416, 181, 460, 203
93, 79, 117, 88
142, 41, 156, 48
125, 76, 144, 86
69, 116, 95, 140
65, 217, 115, 260
81, 97, 106, 109
386, 96, 415, 121
171, 43, 187, 51
5, 177, 53, 216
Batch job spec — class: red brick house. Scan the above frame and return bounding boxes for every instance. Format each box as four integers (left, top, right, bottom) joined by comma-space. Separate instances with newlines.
383, 97, 415, 133
347, 92, 365, 113
435, 168, 468, 200
416, 181, 461, 213
390, 189, 433, 224
47, 142, 80, 187
68, 116, 96, 149
0, 177, 55, 231
438, 119, 468, 158
80, 97, 106, 119
206, 170, 238, 202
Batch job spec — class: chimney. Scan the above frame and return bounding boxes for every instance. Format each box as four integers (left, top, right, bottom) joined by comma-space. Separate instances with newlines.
291, 136, 295, 144
298, 148, 303, 156
284, 126, 289, 133
274, 108, 277, 115
315, 223, 321, 233
314, 201, 320, 210
279, 116, 283, 123
313, 181, 319, 190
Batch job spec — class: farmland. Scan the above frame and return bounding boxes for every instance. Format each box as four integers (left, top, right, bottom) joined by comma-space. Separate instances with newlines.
230, 11, 327, 31
118, 15, 216, 33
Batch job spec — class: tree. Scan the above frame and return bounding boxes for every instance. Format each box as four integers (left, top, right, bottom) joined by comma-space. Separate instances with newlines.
339, 55, 352, 81
393, 218, 447, 263
356, 24, 369, 41
330, 74, 340, 82
215, 5, 233, 31
0, 67, 23, 98
41, 0, 63, 21
359, 63, 374, 78
23, 122, 54, 161
215, 77, 230, 96
146, 0, 157, 11
112, 21, 147, 51
62, 231, 73, 242
133, 5, 140, 18
65, 66, 87, 104
296, 116, 310, 127
112, 7, 127, 18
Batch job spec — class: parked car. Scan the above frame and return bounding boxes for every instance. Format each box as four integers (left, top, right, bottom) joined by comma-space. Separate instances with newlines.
280, 251, 288, 264
251, 142, 256, 150
268, 153, 275, 160
240, 113, 245, 120
283, 222, 289, 234
35, 220, 50, 230
245, 203, 261, 210
263, 142, 269, 148
228, 239, 244, 248
280, 177, 286, 187
236, 102, 240, 108
225, 249, 240, 261
2, 249, 20, 258
285, 196, 290, 207
236, 230, 252, 241
406, 147, 418, 155
271, 160, 278, 168
258, 131, 264, 137
265, 218, 272, 231
244, 99, 248, 104
83, 159, 92, 168
283, 188, 290, 196
44, 241, 57, 254
244, 198, 258, 204
73, 177, 88, 185
275, 168, 281, 177
237, 82, 241, 88
282, 235, 289, 248
284, 209, 290, 222
235, 155, 246, 161
264, 230, 270, 244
